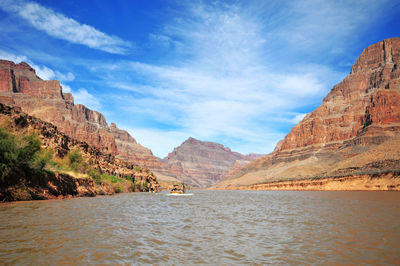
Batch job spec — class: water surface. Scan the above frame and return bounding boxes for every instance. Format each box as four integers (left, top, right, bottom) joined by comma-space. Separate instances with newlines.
1, 190, 399, 264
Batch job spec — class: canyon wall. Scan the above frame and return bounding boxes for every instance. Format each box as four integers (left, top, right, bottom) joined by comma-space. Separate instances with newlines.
0, 103, 160, 201
0, 59, 172, 177
163, 137, 260, 187
0, 59, 254, 187
213, 37, 400, 189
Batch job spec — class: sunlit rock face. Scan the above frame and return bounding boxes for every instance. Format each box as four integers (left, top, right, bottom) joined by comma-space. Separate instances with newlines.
0, 59, 165, 170
0, 103, 160, 201
278, 37, 400, 151
0, 59, 255, 185
163, 137, 261, 188
213, 38, 400, 189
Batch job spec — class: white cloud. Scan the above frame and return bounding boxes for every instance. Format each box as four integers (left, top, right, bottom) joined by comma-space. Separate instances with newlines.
60, 83, 72, 93
291, 113, 307, 124
282, 0, 388, 50
148, 34, 183, 50
0, 50, 27, 63
90, 1, 366, 156
0, 0, 132, 54
2, 0, 386, 157
0, 49, 77, 81
56, 71, 75, 82
124, 128, 190, 158
124, 126, 282, 158
29, 63, 55, 80
73, 89, 101, 110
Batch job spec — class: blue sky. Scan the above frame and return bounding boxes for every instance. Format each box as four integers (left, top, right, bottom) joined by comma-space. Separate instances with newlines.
0, 0, 399, 157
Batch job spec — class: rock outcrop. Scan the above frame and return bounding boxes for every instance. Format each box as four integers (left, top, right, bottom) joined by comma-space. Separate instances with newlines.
213, 37, 400, 189
0, 60, 118, 153
0, 59, 174, 178
219, 171, 400, 191
0, 103, 160, 201
163, 137, 261, 187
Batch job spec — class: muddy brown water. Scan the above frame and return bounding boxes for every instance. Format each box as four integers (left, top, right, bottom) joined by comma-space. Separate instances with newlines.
1, 190, 399, 265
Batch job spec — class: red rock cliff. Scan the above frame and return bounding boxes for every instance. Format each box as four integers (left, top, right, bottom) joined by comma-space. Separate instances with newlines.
0, 60, 167, 172
164, 137, 260, 187
0, 60, 119, 153
278, 37, 400, 152
213, 37, 400, 188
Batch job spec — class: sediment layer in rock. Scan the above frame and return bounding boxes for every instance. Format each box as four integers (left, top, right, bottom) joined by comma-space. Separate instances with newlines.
0, 103, 160, 201
163, 137, 261, 187
0, 59, 173, 178
220, 172, 400, 191
213, 37, 400, 189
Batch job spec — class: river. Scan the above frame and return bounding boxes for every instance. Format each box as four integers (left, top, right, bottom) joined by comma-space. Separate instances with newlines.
1, 190, 399, 264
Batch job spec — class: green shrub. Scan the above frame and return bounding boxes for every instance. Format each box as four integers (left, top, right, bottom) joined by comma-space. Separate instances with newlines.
68, 148, 83, 170
101, 174, 122, 184
17, 133, 41, 166
114, 184, 122, 193
131, 180, 149, 192
0, 128, 17, 181
32, 149, 54, 170
143, 181, 148, 190
0, 128, 43, 182
66, 148, 89, 173
88, 167, 102, 184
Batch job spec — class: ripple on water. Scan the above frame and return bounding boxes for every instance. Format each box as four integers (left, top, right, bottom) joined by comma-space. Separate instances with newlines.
1, 191, 400, 264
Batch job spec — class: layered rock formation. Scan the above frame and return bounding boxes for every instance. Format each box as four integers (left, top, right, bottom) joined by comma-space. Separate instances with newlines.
0, 59, 171, 174
221, 171, 400, 191
0, 103, 160, 201
1, 59, 256, 187
213, 37, 400, 189
163, 137, 260, 187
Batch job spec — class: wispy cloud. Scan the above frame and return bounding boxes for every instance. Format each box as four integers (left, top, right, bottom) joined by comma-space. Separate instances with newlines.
60, 83, 72, 93
282, 0, 388, 50
123, 128, 190, 158
1, 0, 392, 158
0, 49, 75, 82
93, 1, 360, 156
0, 49, 27, 63
73, 88, 101, 110
0, 0, 132, 54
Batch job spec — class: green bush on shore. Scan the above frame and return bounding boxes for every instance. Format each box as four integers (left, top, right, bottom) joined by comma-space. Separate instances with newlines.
32, 149, 54, 170
0, 127, 44, 183
132, 180, 149, 192
0, 125, 149, 193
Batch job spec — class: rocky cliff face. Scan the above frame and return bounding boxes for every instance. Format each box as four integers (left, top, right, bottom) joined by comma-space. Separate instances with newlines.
213, 37, 400, 189
0, 103, 160, 201
278, 37, 400, 152
0, 60, 118, 153
0, 59, 251, 187
0, 59, 170, 175
163, 137, 260, 187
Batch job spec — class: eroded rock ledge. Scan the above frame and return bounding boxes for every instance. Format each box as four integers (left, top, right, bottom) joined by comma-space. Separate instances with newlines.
0, 103, 160, 202
220, 171, 400, 191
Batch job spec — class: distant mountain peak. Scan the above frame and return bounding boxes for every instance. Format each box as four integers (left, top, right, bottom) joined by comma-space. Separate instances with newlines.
164, 137, 260, 187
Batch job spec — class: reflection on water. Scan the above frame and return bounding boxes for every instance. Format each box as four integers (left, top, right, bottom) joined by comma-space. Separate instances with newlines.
1, 191, 400, 264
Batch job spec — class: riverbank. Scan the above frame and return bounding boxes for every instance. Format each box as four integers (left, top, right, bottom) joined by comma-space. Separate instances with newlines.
0, 170, 140, 202
218, 171, 400, 191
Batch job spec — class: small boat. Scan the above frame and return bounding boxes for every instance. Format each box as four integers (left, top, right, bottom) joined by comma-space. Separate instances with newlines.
170, 183, 186, 194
